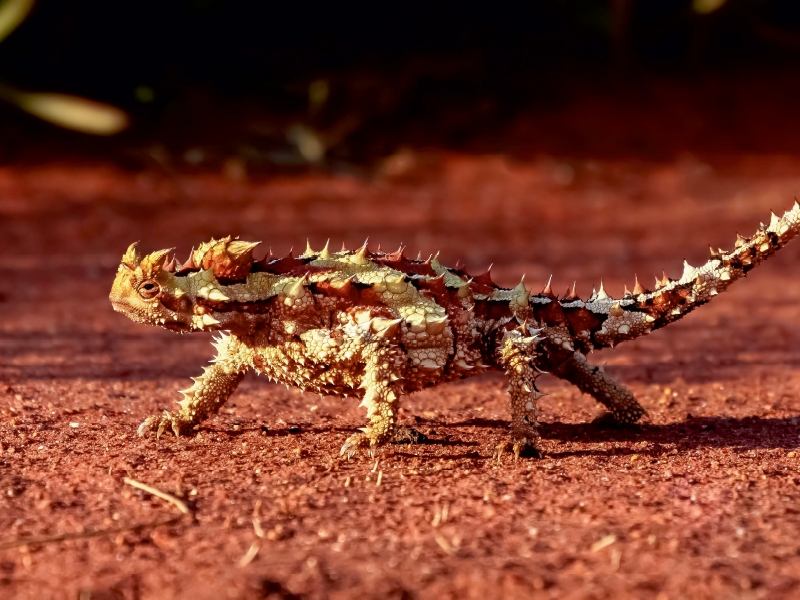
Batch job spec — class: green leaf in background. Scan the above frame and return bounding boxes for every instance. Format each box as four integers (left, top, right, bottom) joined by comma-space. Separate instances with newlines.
0, 0, 35, 43
693, 0, 728, 14
0, 84, 129, 135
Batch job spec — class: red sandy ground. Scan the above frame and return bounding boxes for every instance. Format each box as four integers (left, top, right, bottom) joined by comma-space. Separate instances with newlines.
2, 153, 800, 599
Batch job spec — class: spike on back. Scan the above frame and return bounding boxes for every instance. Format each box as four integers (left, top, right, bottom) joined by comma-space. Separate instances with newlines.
632, 275, 645, 296
351, 240, 370, 265
470, 264, 495, 294
596, 280, 609, 300
563, 281, 578, 301
191, 237, 260, 281
541, 275, 555, 298
318, 239, 331, 260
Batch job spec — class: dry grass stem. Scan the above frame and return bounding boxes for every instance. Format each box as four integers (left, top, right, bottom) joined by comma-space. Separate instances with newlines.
123, 477, 191, 515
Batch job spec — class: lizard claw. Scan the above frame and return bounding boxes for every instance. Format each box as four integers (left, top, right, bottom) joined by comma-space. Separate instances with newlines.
340, 432, 376, 459
492, 441, 507, 461
138, 411, 191, 439
157, 414, 170, 438
493, 436, 540, 462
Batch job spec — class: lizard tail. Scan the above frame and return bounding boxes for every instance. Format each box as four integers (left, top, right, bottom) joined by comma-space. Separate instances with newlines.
571, 202, 800, 350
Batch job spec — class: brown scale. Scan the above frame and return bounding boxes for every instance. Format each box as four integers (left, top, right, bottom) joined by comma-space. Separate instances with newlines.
412, 273, 446, 296
256, 252, 309, 275
201, 244, 256, 281
168, 240, 257, 282
372, 248, 437, 277
310, 280, 360, 300
532, 295, 568, 328
448, 260, 470, 280
472, 298, 515, 323
468, 268, 495, 296
560, 306, 604, 341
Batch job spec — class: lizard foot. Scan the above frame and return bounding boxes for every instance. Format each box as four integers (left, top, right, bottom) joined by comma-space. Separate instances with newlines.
595, 406, 649, 428
340, 431, 382, 459
608, 403, 649, 425
137, 411, 194, 439
492, 435, 541, 462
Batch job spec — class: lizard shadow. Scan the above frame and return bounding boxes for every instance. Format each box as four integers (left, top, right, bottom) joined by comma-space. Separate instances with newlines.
224, 424, 480, 448
439, 415, 800, 455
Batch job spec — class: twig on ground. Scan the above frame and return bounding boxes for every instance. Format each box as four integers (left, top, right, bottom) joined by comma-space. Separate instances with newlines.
0, 516, 182, 550
123, 477, 191, 515
252, 499, 266, 538
0, 477, 192, 550
238, 542, 260, 567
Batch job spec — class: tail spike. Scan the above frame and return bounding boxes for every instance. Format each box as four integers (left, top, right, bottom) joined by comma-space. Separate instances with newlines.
318, 239, 331, 260
596, 280, 609, 300
632, 275, 644, 296
541, 274, 554, 297
563, 281, 578, 301
770, 211, 780, 228
351, 240, 369, 265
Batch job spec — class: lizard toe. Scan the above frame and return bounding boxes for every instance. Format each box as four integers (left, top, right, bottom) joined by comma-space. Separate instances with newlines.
138, 411, 192, 440
340, 432, 376, 460
494, 433, 541, 462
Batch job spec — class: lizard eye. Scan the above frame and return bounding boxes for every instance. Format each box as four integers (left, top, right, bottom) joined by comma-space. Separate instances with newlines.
138, 280, 160, 299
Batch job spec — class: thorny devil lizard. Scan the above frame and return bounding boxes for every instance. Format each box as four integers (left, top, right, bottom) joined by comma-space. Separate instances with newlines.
110, 203, 800, 460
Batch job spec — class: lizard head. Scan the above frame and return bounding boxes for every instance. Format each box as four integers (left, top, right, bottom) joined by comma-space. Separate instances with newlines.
109, 242, 194, 332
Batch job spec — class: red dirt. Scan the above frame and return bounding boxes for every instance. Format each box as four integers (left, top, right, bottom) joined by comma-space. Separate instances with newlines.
2, 153, 800, 599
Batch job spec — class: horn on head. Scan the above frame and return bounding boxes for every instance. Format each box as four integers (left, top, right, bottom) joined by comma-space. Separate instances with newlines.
121, 242, 142, 269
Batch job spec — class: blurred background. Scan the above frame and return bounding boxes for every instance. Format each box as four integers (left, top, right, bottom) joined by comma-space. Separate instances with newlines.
3, 0, 800, 169
6, 4, 800, 599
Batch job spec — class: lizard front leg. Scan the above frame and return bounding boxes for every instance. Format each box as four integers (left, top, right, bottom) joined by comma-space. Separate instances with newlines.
553, 351, 647, 424
493, 329, 545, 461
340, 341, 404, 459
138, 334, 247, 438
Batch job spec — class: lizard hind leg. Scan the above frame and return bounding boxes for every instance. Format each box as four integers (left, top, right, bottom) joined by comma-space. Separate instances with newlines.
493, 329, 546, 461
554, 351, 647, 424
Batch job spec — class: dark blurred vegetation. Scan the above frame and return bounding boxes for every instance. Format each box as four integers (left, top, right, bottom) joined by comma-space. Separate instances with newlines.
2, 0, 800, 169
